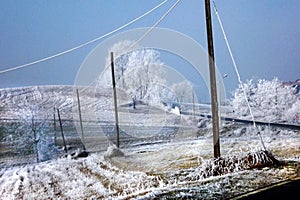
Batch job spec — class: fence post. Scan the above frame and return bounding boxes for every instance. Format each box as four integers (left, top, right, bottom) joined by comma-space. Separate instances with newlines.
76, 89, 86, 150
53, 107, 57, 146
110, 52, 120, 148
57, 108, 67, 153
192, 92, 195, 119
31, 111, 39, 162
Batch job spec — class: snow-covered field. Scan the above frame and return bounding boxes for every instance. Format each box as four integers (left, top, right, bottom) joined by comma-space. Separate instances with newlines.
0, 85, 299, 199
1, 126, 299, 199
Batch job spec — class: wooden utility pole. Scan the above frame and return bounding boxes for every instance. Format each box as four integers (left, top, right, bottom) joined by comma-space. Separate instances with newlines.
205, 0, 220, 158
110, 52, 120, 148
76, 89, 86, 150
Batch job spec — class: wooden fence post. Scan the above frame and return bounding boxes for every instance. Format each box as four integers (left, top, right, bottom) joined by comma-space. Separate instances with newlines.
53, 107, 57, 146
57, 108, 67, 153
192, 92, 196, 119
76, 89, 86, 150
110, 52, 120, 148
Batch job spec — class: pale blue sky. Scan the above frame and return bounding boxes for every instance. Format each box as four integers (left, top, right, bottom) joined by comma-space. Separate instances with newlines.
0, 0, 299, 98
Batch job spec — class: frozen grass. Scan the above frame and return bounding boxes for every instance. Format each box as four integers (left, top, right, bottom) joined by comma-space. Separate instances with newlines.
0, 153, 165, 199
1, 85, 299, 199
1, 129, 298, 199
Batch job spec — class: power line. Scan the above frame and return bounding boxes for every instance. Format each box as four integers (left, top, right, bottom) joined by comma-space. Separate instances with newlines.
0, 0, 169, 75
212, 0, 266, 151
84, 0, 182, 93
132, 0, 182, 47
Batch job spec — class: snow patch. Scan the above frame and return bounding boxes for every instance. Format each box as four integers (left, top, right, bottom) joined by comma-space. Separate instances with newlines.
103, 145, 125, 158
170, 106, 180, 115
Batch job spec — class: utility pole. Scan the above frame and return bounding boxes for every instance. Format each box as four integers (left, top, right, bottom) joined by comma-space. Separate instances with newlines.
110, 52, 120, 148
205, 0, 220, 158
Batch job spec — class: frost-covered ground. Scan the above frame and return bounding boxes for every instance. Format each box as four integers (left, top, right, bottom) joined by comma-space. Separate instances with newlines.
0, 85, 299, 199
1, 126, 299, 199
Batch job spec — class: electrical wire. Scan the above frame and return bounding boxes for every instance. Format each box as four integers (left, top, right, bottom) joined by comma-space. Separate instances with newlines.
90, 0, 182, 93
0, 0, 169, 75
131, 0, 182, 48
212, 0, 266, 151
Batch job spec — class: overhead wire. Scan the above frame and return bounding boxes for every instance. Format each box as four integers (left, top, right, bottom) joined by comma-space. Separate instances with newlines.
0, 0, 169, 75
87, 0, 182, 93
74, 0, 182, 147
130, 0, 182, 48
212, 0, 266, 151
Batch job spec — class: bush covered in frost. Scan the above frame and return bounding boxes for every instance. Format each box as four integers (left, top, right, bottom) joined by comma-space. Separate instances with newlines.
231, 78, 300, 123
186, 150, 281, 181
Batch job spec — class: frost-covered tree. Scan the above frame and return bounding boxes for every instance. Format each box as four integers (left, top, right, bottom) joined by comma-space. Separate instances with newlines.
4, 89, 56, 163
284, 100, 300, 123
230, 78, 299, 123
171, 81, 193, 103
100, 40, 137, 87
99, 40, 166, 104
146, 83, 178, 106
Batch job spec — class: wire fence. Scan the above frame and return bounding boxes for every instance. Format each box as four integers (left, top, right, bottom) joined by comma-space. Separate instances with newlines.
0, 117, 85, 168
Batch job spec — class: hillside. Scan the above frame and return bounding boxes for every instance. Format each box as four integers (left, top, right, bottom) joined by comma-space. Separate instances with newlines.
0, 85, 184, 167
0, 85, 74, 120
